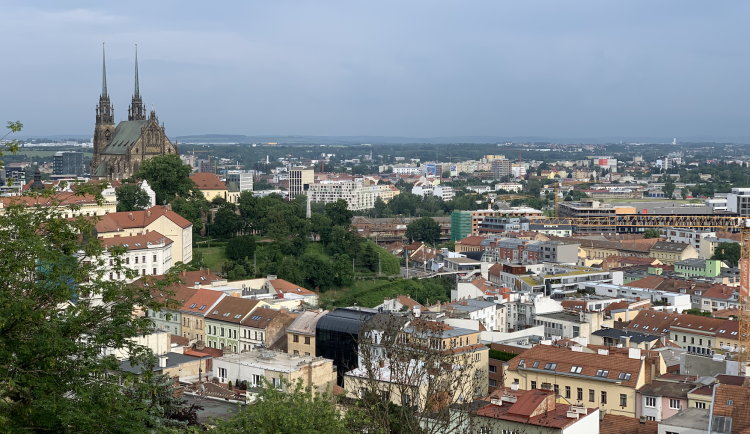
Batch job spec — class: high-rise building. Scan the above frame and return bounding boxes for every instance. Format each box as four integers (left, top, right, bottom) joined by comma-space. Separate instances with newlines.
289, 167, 314, 198
491, 159, 511, 180
226, 170, 254, 192
727, 188, 750, 216
53, 151, 84, 176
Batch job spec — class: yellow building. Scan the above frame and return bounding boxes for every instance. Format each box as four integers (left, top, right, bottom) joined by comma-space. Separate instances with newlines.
504, 343, 665, 418
190, 172, 239, 203
649, 242, 699, 265
286, 310, 329, 357
0, 192, 117, 218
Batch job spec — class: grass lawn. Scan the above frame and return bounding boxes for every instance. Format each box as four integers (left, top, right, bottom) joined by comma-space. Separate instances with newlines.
194, 245, 228, 272
318, 279, 392, 308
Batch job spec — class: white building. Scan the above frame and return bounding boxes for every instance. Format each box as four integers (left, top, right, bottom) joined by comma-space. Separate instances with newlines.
726, 187, 750, 217
97, 231, 174, 282
227, 170, 254, 192
659, 228, 716, 253
588, 282, 692, 313
494, 182, 523, 193
412, 185, 455, 201
307, 180, 374, 211
392, 166, 422, 175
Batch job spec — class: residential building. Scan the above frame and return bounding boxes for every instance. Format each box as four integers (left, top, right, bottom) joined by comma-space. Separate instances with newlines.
504, 343, 664, 418
726, 187, 750, 216
213, 349, 334, 394
53, 151, 84, 176
0, 192, 117, 217
659, 228, 716, 251
287, 310, 329, 357
289, 166, 314, 198
600, 414, 658, 434
98, 231, 174, 281
145, 283, 198, 336
392, 166, 422, 175
454, 236, 487, 253
636, 378, 693, 422
307, 180, 375, 211
657, 407, 710, 434
119, 351, 213, 380
226, 170, 253, 192
204, 297, 261, 352
514, 264, 619, 295
351, 216, 451, 241
239, 307, 297, 352
674, 259, 726, 279
528, 221, 573, 237
95, 205, 193, 264
412, 184, 455, 201
649, 242, 700, 265
491, 158, 511, 179
451, 209, 543, 241
494, 182, 523, 192
179, 288, 225, 342
485, 238, 579, 264
471, 389, 599, 434
699, 236, 738, 261
263, 277, 319, 307
442, 299, 498, 331
191, 172, 239, 204
669, 315, 730, 356
531, 310, 607, 341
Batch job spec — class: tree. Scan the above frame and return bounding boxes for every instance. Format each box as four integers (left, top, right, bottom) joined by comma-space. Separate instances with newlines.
325, 199, 353, 227
0, 171, 183, 429
347, 318, 485, 434
115, 183, 151, 212
405, 217, 442, 245
134, 154, 197, 205
684, 308, 711, 317
712, 242, 741, 267
201, 378, 347, 434
226, 235, 257, 261
171, 196, 209, 234
663, 178, 676, 200
332, 253, 354, 287
211, 203, 243, 239
643, 228, 661, 239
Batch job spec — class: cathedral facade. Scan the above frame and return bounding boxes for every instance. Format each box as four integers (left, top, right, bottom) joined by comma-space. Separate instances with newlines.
91, 45, 179, 180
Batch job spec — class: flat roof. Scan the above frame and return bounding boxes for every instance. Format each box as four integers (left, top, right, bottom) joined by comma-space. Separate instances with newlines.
446, 257, 482, 264
535, 311, 587, 324
660, 407, 710, 430
215, 350, 329, 374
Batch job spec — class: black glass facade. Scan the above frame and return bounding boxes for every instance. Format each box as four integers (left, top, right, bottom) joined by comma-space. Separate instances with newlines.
316, 308, 377, 386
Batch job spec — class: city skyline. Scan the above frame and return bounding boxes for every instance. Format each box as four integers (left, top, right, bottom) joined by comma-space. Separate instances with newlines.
1, 1, 748, 140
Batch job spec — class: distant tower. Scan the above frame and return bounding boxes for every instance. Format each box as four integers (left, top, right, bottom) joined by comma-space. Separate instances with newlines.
306, 193, 311, 219
92, 43, 115, 173
266, 155, 269, 165
673, 138, 677, 145
128, 44, 146, 121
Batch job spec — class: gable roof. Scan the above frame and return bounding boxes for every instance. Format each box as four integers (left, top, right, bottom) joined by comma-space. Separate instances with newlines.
287, 310, 329, 336
174, 269, 224, 286
626, 309, 682, 335
712, 383, 750, 434
204, 297, 260, 324
190, 173, 227, 191
651, 241, 693, 252
99, 230, 172, 250
457, 236, 486, 246
600, 413, 658, 434
506, 344, 643, 388
240, 307, 281, 329
180, 288, 224, 314
94, 205, 192, 231
670, 315, 727, 335
267, 278, 315, 296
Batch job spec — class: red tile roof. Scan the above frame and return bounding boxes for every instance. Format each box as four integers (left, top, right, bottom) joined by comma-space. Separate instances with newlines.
205, 298, 260, 324
181, 288, 224, 314
267, 278, 315, 296
458, 236, 486, 246
99, 230, 172, 250
190, 173, 227, 190
600, 413, 658, 434
95, 205, 192, 230
240, 307, 281, 328
626, 309, 681, 335
475, 389, 596, 429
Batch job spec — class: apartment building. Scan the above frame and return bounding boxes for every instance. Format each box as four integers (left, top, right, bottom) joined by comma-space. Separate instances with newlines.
636, 378, 694, 422
179, 289, 225, 342
649, 242, 700, 265
287, 310, 329, 357
504, 344, 663, 418
659, 228, 716, 251
485, 238, 579, 264
289, 166, 314, 198
146, 284, 198, 336
726, 187, 750, 216
491, 158, 511, 179
307, 180, 376, 211
204, 297, 261, 352
239, 307, 296, 352
226, 170, 254, 192
98, 231, 174, 282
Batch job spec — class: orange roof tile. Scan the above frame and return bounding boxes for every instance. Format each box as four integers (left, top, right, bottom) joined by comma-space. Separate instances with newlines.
600, 414, 658, 434
181, 288, 224, 314
99, 230, 172, 250
190, 173, 227, 190
205, 298, 260, 324
267, 278, 315, 296
95, 205, 192, 231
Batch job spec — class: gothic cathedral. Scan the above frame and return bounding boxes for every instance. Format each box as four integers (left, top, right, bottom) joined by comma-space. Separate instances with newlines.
91, 44, 179, 180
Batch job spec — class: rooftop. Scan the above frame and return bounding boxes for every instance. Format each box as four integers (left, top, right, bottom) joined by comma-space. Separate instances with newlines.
535, 311, 587, 324
600, 413, 658, 434
216, 349, 330, 374
475, 389, 596, 430
286, 310, 329, 336
660, 407, 710, 431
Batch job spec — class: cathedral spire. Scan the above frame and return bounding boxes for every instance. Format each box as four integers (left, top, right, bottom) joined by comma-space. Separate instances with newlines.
134, 44, 140, 98
128, 44, 145, 121
102, 42, 107, 96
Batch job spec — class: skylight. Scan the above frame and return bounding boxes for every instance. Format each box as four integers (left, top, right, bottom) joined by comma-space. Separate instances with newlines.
199, 305, 206, 310
544, 363, 557, 371
201, 276, 206, 281
223, 312, 230, 317
532, 361, 540, 368
595, 370, 609, 378
570, 366, 583, 374
251, 315, 262, 321
212, 310, 219, 315
189, 303, 197, 308
234, 314, 242, 319
618, 373, 631, 380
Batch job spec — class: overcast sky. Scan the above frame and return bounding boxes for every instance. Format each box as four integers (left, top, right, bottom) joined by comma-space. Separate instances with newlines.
1, 1, 748, 139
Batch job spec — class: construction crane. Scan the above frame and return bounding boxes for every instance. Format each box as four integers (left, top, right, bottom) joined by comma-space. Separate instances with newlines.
531, 214, 750, 371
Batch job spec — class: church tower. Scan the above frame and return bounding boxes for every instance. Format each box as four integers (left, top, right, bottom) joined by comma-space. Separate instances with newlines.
92, 43, 114, 173
128, 44, 145, 121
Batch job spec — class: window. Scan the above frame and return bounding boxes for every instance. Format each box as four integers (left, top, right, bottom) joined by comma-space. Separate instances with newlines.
669, 399, 680, 409
691, 337, 695, 344
489, 365, 497, 373
489, 379, 497, 387
532, 361, 540, 368
620, 394, 627, 407
530, 381, 537, 389
153, 268, 157, 275
570, 366, 582, 374
696, 402, 706, 409
479, 428, 493, 434
646, 416, 655, 421
683, 336, 686, 342
601, 391, 607, 404
220, 328, 224, 337
153, 255, 157, 262
272, 378, 283, 390
577, 388, 583, 401
218, 368, 227, 379
304, 352, 310, 356
645, 397, 656, 407
475, 353, 481, 362
135, 257, 139, 264
293, 334, 299, 343
564, 386, 571, 398
554, 384, 559, 396
618, 372, 631, 381
252, 374, 262, 386
589, 389, 595, 402
543, 363, 557, 371
595, 370, 609, 378
727, 400, 733, 406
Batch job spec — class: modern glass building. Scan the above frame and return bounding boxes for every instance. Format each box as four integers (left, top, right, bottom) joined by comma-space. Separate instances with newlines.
316, 307, 378, 386
450, 211, 473, 242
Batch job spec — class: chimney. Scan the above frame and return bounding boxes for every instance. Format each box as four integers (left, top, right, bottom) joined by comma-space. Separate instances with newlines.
129, 213, 133, 221
158, 355, 168, 368
147, 210, 151, 218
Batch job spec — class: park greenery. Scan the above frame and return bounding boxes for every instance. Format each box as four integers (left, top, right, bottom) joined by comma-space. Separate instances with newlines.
712, 242, 741, 267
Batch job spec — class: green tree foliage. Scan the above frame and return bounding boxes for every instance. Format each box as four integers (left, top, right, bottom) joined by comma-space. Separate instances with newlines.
211, 203, 243, 239
0, 175, 185, 430
712, 242, 741, 267
171, 196, 209, 234
115, 183, 151, 212
405, 217, 442, 245
134, 154, 197, 205
226, 235, 257, 262
325, 199, 354, 227
662, 177, 676, 200
324, 277, 453, 309
486, 346, 518, 361
643, 228, 661, 239
684, 308, 711, 317
201, 379, 347, 434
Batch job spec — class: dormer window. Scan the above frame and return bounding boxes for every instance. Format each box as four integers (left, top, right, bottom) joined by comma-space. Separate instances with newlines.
189, 303, 197, 308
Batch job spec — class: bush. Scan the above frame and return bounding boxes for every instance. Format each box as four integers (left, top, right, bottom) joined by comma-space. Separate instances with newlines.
487, 346, 518, 361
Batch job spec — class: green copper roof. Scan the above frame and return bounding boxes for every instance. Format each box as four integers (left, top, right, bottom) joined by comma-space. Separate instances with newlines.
134, 44, 139, 97
93, 160, 108, 177
101, 120, 148, 155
